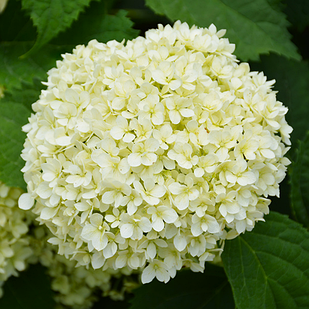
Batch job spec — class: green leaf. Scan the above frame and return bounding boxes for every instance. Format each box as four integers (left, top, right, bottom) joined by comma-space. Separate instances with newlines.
0, 264, 55, 309
1, 78, 43, 111
222, 212, 309, 309
91, 10, 139, 43
250, 55, 309, 145
289, 133, 309, 227
21, 0, 93, 54
0, 42, 65, 92
54, 3, 140, 46
145, 0, 300, 61
0, 102, 31, 190
129, 264, 234, 309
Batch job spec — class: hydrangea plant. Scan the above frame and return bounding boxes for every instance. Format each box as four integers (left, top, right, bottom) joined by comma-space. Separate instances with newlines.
1, 0, 309, 308
19, 21, 291, 284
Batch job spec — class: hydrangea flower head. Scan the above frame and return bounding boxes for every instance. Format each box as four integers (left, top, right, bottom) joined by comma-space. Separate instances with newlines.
19, 21, 292, 283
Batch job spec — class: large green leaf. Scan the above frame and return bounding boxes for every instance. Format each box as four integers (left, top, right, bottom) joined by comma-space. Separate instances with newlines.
129, 264, 234, 309
0, 102, 31, 190
251, 55, 309, 145
289, 133, 309, 227
0, 42, 64, 92
0, 264, 55, 309
145, 0, 300, 61
21, 0, 93, 54
222, 212, 309, 309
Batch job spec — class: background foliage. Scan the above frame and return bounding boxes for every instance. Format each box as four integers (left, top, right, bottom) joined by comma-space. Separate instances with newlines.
0, 0, 309, 308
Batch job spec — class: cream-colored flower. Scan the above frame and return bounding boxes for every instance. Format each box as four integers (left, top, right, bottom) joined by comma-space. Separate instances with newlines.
128, 138, 160, 167
19, 21, 291, 285
141, 259, 171, 284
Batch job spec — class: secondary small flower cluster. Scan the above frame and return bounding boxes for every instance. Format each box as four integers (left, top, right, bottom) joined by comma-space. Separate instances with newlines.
0, 181, 138, 308
0, 182, 32, 297
19, 21, 292, 283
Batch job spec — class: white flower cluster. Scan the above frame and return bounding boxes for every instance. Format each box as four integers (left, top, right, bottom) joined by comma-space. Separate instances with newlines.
0, 181, 138, 308
19, 21, 292, 284
0, 182, 33, 297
